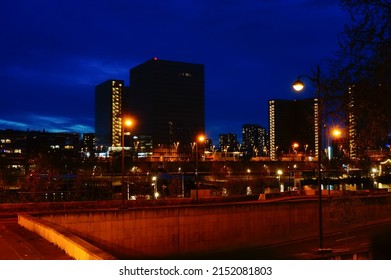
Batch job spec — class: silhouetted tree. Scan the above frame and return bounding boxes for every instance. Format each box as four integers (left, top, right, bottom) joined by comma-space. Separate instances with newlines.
325, 0, 391, 156
328, 194, 364, 250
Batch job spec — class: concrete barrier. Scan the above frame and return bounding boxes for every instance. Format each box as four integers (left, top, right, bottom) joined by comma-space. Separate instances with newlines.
32, 194, 391, 259
14, 193, 391, 259
18, 214, 116, 260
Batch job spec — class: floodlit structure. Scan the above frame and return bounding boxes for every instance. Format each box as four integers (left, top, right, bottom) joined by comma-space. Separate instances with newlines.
95, 80, 126, 148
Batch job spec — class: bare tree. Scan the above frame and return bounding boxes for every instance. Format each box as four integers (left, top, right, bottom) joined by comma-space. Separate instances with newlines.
325, 0, 391, 155
328, 194, 364, 250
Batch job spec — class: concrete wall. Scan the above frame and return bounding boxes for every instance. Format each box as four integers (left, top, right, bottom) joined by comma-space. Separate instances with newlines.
32, 195, 391, 259
18, 214, 116, 260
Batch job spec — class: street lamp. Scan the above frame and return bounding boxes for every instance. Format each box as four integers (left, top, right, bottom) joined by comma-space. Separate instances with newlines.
291, 142, 299, 156
195, 134, 205, 202
277, 169, 283, 192
325, 126, 342, 160
173, 141, 180, 161
121, 117, 133, 208
178, 167, 185, 198
292, 65, 325, 251
331, 128, 342, 138
326, 127, 342, 197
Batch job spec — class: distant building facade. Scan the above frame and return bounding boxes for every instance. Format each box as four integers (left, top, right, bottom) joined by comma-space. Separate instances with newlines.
241, 124, 268, 156
218, 133, 239, 152
204, 138, 214, 152
81, 133, 96, 157
0, 129, 80, 176
269, 98, 317, 161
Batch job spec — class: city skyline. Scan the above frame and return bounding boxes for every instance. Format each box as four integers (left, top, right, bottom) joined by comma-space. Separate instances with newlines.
0, 0, 348, 143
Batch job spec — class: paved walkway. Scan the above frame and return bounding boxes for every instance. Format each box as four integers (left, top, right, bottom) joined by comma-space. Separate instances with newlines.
0, 217, 73, 260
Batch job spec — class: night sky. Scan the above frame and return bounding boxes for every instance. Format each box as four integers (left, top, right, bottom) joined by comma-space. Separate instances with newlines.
0, 0, 348, 143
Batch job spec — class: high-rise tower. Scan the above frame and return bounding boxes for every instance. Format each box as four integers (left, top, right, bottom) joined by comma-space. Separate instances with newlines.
269, 98, 317, 160
95, 80, 126, 147
129, 58, 205, 153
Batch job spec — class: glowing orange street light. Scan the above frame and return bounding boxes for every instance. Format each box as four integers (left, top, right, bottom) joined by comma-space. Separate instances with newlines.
331, 128, 342, 138
121, 117, 134, 208
292, 142, 299, 155
195, 134, 205, 202
124, 118, 133, 127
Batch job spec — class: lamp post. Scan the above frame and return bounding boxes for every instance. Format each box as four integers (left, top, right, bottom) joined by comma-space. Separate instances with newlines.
178, 167, 184, 198
133, 139, 139, 161
293, 65, 324, 251
277, 169, 283, 192
195, 135, 205, 202
174, 141, 180, 161
121, 118, 133, 208
326, 127, 342, 197
291, 142, 299, 158
330, 127, 342, 159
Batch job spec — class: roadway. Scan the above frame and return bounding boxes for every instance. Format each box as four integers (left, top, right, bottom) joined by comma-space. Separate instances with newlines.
171, 219, 391, 260
0, 216, 73, 260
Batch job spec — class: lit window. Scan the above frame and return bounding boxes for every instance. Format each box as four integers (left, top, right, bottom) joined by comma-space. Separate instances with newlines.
178, 72, 192, 77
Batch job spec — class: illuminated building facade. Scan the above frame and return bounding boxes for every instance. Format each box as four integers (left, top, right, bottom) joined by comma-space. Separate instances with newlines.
129, 58, 204, 154
218, 133, 239, 152
204, 138, 213, 152
241, 124, 268, 156
95, 80, 126, 147
348, 85, 357, 159
0, 129, 80, 175
81, 133, 96, 157
269, 98, 317, 160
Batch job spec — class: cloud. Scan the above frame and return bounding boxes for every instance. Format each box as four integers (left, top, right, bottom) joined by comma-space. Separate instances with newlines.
67, 124, 94, 133
0, 114, 93, 135
0, 119, 28, 130
27, 114, 94, 134
31, 115, 70, 124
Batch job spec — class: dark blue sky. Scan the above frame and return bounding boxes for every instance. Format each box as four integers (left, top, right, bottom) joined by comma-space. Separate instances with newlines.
0, 0, 348, 144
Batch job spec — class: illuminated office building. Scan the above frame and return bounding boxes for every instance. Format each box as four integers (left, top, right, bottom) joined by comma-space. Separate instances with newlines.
269, 98, 317, 160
